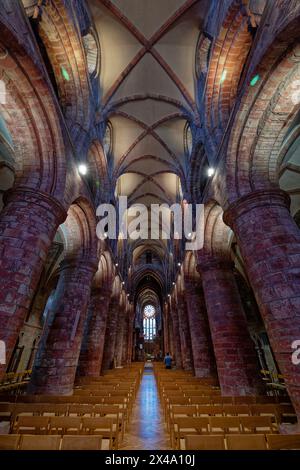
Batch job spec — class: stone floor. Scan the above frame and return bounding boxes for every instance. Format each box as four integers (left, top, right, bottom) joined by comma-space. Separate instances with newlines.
120, 365, 170, 450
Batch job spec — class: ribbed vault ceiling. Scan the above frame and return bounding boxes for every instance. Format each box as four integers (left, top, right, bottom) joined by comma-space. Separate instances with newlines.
89, 0, 209, 298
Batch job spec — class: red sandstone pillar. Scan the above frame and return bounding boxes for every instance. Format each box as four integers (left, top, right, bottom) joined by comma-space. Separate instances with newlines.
198, 256, 262, 395
177, 293, 193, 371
170, 299, 183, 368
224, 189, 300, 417
121, 311, 129, 365
127, 306, 135, 364
28, 258, 97, 394
115, 308, 127, 367
76, 287, 112, 377
0, 187, 66, 378
184, 279, 217, 378
101, 297, 120, 371
163, 303, 170, 355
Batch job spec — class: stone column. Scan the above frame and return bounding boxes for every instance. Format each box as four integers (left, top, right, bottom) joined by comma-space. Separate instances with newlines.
127, 305, 135, 364
76, 286, 112, 377
184, 278, 216, 378
28, 258, 97, 394
101, 296, 120, 371
170, 299, 183, 368
0, 187, 66, 377
177, 293, 193, 370
198, 256, 262, 395
168, 317, 175, 358
224, 189, 300, 416
163, 303, 170, 355
115, 307, 127, 367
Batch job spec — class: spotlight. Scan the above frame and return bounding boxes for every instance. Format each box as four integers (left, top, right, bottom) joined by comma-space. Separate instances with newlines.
187, 232, 192, 238
104, 233, 108, 239
168, 294, 171, 298
178, 262, 181, 267
61, 66, 70, 81
207, 168, 215, 177
220, 70, 227, 84
122, 281, 125, 285
115, 263, 118, 267
78, 164, 87, 175
250, 74, 260, 87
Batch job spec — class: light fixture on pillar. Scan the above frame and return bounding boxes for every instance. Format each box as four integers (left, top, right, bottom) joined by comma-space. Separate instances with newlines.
78, 164, 88, 175
115, 263, 118, 267
178, 262, 181, 267
207, 167, 215, 177
250, 74, 260, 87
172, 282, 175, 286
220, 70, 227, 84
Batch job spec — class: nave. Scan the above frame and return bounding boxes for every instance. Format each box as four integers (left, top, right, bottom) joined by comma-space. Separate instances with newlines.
1, 362, 300, 451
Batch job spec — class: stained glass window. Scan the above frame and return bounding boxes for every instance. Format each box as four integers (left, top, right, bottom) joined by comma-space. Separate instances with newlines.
143, 305, 156, 340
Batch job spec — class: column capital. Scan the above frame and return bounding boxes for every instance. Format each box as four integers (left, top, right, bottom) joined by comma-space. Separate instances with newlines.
223, 188, 290, 228
4, 186, 67, 224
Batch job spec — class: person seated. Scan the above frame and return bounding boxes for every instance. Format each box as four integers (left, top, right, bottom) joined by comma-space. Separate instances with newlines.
164, 352, 172, 369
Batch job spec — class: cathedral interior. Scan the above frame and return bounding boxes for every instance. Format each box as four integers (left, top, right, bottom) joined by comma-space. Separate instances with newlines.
0, 0, 300, 451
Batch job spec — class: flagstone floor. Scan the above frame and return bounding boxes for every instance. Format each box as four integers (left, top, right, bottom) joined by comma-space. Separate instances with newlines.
120, 365, 170, 450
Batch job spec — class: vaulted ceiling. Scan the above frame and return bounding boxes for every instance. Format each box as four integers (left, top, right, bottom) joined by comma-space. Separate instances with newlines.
88, 0, 210, 299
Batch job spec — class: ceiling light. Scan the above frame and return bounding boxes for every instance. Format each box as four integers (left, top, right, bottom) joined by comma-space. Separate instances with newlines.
250, 74, 260, 87
78, 164, 87, 175
220, 70, 227, 84
207, 167, 215, 177
61, 66, 70, 81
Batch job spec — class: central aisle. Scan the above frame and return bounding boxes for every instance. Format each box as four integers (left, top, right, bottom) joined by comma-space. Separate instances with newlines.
120, 364, 170, 450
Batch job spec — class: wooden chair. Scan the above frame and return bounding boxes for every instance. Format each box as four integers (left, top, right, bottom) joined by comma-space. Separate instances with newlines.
266, 434, 300, 450
209, 417, 241, 434
190, 397, 211, 405
15, 416, 49, 434
185, 434, 225, 450
197, 405, 223, 417
223, 405, 250, 416
49, 416, 82, 435
240, 416, 275, 434
68, 405, 94, 417
173, 417, 210, 449
226, 434, 267, 450
19, 434, 61, 450
81, 417, 114, 450
0, 435, 20, 450
61, 435, 103, 450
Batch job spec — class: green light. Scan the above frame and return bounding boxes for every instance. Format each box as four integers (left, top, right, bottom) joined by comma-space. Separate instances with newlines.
61, 66, 70, 81
220, 70, 227, 84
250, 74, 260, 87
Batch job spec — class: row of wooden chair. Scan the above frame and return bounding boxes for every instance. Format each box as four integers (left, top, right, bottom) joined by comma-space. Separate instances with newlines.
0, 434, 103, 450
171, 415, 278, 448
153, 365, 296, 450
184, 433, 300, 450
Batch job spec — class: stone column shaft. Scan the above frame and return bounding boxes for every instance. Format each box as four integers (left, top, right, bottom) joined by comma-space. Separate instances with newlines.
0, 187, 66, 377
224, 189, 300, 416
28, 259, 97, 394
185, 279, 216, 378
199, 257, 262, 395
76, 287, 111, 377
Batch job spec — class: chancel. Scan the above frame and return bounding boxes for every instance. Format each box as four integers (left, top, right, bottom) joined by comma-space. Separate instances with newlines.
0, 0, 300, 452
